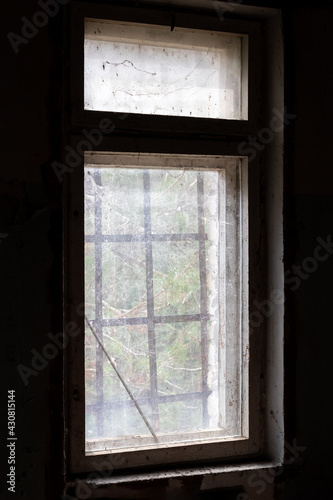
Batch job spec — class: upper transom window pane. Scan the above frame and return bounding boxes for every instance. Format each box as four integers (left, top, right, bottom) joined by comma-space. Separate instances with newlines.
84, 20, 248, 120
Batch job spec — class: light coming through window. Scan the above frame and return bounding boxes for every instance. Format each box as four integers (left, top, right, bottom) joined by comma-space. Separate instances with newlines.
84, 152, 248, 453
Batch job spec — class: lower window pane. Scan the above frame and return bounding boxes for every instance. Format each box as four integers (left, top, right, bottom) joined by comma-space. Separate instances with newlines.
84, 153, 248, 453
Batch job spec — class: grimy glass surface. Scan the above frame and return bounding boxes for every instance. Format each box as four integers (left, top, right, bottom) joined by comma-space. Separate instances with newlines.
84, 20, 245, 119
84, 161, 244, 451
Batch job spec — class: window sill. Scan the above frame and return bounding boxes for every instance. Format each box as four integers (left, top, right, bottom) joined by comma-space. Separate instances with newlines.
67, 460, 281, 497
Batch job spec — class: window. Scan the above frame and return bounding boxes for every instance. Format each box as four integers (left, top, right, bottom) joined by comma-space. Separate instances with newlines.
66, 0, 283, 479
84, 19, 247, 120
84, 152, 248, 453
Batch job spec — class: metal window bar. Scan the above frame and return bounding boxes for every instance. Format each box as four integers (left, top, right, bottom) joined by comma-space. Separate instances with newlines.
143, 170, 159, 432
87, 168, 211, 436
93, 169, 104, 436
197, 172, 209, 427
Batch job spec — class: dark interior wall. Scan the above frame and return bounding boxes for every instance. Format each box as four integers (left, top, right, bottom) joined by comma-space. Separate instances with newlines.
1, 1, 64, 498
279, 6, 333, 499
1, 2, 332, 499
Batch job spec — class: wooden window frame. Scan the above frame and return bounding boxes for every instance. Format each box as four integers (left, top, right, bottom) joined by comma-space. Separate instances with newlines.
64, 0, 283, 485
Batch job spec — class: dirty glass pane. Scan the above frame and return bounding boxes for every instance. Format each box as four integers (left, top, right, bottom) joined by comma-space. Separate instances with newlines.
85, 167, 145, 235
102, 325, 151, 438
84, 20, 246, 119
85, 243, 95, 320
84, 154, 247, 452
102, 243, 147, 319
153, 241, 200, 316
84, 177, 95, 235
100, 168, 145, 235
156, 322, 201, 396
85, 327, 97, 406
102, 325, 150, 403
158, 400, 202, 434
85, 326, 97, 439
150, 170, 198, 233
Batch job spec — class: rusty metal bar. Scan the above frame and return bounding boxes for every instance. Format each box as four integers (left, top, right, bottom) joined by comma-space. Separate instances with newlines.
197, 172, 209, 428
85, 233, 206, 243
90, 313, 204, 328
94, 169, 104, 437
143, 170, 159, 432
